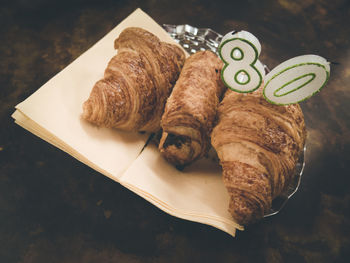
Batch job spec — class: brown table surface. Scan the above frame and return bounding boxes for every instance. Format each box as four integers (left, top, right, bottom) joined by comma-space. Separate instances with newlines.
1, 0, 349, 262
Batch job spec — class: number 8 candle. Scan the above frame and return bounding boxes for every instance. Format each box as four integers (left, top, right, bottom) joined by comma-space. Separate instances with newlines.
219, 30, 265, 93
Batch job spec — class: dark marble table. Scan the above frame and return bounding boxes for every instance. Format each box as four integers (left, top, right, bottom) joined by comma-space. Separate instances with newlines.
1, 0, 349, 262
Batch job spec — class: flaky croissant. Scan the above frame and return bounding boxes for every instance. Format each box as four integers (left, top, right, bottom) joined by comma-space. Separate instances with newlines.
82, 27, 185, 132
159, 51, 225, 167
211, 87, 306, 225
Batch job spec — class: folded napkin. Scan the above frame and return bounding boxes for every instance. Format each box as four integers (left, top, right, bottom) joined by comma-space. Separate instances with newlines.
12, 8, 242, 236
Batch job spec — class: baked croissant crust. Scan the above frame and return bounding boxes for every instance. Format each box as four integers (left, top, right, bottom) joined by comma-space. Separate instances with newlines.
82, 27, 185, 132
211, 87, 306, 225
159, 51, 225, 166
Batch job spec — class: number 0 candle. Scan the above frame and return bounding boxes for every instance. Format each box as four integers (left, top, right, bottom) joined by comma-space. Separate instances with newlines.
263, 55, 330, 105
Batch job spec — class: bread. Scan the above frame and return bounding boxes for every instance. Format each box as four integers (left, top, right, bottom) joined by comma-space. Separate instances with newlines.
211, 87, 306, 225
159, 51, 225, 166
82, 27, 185, 132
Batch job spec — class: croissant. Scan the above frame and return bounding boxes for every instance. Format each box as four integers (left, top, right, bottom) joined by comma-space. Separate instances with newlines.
211, 87, 306, 225
159, 51, 225, 167
82, 27, 185, 132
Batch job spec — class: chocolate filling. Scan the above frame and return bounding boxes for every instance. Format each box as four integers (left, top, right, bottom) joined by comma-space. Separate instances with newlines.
163, 133, 191, 149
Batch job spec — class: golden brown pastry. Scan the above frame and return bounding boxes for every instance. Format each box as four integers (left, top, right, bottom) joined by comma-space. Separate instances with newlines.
159, 51, 225, 167
211, 87, 306, 225
82, 27, 185, 132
